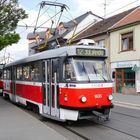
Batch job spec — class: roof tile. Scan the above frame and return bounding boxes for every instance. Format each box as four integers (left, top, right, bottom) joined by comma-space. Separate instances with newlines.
74, 7, 137, 41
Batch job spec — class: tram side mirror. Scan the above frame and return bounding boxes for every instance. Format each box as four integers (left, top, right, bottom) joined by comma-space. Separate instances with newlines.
61, 54, 68, 63
112, 71, 115, 79
0, 71, 2, 78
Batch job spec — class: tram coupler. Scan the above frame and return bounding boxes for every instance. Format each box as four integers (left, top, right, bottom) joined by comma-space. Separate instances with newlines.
92, 110, 110, 122
96, 114, 109, 122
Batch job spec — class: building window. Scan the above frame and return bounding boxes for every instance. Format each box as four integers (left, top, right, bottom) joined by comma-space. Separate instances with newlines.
115, 68, 135, 93
124, 68, 135, 88
97, 40, 105, 48
121, 32, 133, 51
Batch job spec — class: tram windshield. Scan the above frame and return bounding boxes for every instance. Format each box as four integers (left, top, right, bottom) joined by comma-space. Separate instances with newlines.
63, 58, 110, 82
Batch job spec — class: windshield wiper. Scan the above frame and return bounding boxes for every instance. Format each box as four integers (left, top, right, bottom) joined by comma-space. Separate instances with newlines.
92, 65, 97, 76
101, 75, 107, 82
82, 63, 90, 82
92, 65, 107, 82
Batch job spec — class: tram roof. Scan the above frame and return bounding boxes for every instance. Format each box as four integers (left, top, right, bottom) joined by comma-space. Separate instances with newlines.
5, 45, 108, 67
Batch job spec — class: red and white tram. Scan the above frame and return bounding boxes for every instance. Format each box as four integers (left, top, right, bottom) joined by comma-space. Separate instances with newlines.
0, 64, 4, 95
3, 44, 113, 122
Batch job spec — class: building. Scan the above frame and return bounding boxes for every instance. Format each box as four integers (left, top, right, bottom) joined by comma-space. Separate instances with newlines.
27, 11, 102, 55
110, 6, 140, 94
73, 7, 137, 75
27, 6, 140, 95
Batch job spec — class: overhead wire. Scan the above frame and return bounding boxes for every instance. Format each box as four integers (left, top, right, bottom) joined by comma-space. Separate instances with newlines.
18, 0, 58, 34
105, 0, 139, 17
33, 3, 42, 33
37, 10, 62, 29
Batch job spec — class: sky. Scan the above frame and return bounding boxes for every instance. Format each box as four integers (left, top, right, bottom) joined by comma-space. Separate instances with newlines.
0, 0, 140, 62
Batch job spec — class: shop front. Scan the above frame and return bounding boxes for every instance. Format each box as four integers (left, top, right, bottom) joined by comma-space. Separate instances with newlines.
111, 60, 140, 94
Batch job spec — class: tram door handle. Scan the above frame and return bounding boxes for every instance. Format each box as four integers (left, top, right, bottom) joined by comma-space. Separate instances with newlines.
65, 83, 68, 88
54, 73, 57, 84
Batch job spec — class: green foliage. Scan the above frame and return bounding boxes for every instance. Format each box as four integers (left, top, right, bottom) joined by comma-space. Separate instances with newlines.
0, 0, 28, 50
0, 33, 20, 50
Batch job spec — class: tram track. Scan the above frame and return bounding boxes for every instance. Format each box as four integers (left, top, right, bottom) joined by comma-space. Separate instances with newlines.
29, 109, 140, 140
17, 105, 90, 140
88, 119, 140, 140
62, 125, 90, 140
111, 111, 140, 120
40, 117, 91, 140
3, 98, 140, 140
1, 98, 88, 140
11, 108, 140, 140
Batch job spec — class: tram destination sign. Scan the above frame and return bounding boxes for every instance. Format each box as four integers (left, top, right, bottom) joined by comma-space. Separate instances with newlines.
76, 48, 105, 57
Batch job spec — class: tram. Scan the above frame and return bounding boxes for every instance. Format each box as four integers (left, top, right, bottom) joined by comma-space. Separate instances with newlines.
3, 42, 113, 122
0, 64, 4, 95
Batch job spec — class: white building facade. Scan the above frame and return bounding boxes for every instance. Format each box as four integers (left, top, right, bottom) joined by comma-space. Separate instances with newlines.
110, 20, 140, 94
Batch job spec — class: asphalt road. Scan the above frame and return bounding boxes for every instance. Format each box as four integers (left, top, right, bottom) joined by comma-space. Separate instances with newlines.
0, 97, 67, 140
40, 106, 140, 140
1, 96, 140, 140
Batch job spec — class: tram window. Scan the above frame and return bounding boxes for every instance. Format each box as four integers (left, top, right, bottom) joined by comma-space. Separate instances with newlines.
63, 59, 76, 81
3, 69, 11, 80
16, 62, 41, 81
23, 66, 30, 80
7, 69, 10, 79
42, 62, 45, 82
52, 59, 59, 82
30, 62, 40, 81
3, 70, 7, 79
0, 71, 2, 78
47, 61, 50, 83
16, 66, 23, 80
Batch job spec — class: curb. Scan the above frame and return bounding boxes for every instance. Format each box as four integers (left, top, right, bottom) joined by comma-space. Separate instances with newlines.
113, 100, 140, 109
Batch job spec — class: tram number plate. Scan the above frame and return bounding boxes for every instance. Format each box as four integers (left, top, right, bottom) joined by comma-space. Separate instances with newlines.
94, 94, 102, 99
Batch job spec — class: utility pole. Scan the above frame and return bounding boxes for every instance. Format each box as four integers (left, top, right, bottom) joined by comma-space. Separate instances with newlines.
103, 0, 114, 18
104, 0, 107, 18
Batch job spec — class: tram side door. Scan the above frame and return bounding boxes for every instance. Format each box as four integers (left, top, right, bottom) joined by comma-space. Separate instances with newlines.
11, 66, 16, 102
43, 59, 59, 118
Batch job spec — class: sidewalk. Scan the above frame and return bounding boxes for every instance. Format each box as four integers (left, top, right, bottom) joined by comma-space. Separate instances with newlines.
0, 97, 67, 140
113, 93, 140, 109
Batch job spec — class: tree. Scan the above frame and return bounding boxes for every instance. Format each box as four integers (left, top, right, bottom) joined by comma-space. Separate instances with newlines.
0, 0, 28, 50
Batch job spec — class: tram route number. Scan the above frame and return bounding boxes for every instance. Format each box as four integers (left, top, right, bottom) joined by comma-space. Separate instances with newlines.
76, 48, 105, 57
94, 94, 102, 99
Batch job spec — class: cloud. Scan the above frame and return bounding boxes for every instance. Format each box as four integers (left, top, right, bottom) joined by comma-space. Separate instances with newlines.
75, 0, 140, 17
0, 2, 73, 62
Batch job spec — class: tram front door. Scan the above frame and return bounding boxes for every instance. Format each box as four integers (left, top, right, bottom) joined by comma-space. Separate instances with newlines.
43, 59, 59, 118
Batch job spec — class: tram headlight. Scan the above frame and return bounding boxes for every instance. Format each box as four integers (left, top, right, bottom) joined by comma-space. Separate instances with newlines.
108, 95, 113, 101
80, 96, 87, 103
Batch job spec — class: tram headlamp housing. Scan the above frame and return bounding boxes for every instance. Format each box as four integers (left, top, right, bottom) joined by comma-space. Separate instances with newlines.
80, 96, 87, 103
108, 95, 113, 101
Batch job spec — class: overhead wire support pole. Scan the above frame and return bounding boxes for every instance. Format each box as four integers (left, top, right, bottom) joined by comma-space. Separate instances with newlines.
33, 3, 43, 33
18, 25, 48, 29
35, 1, 69, 30
56, 5, 64, 27
37, 10, 62, 29
104, 0, 107, 18
41, 1, 69, 10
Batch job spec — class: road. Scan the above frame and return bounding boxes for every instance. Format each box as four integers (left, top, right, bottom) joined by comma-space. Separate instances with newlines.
1, 97, 140, 140
40, 106, 140, 140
